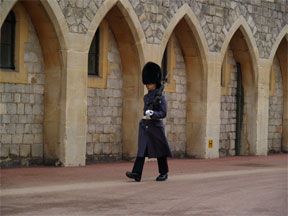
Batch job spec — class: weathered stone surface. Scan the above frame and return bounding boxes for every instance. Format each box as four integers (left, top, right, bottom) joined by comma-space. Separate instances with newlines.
0, 15, 45, 165
268, 56, 283, 153
219, 46, 237, 157
87, 29, 123, 160
57, 0, 286, 58
164, 37, 186, 156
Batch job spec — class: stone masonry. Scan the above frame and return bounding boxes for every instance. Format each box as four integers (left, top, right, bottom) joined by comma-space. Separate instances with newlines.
86, 28, 123, 162
268, 56, 283, 153
57, 0, 287, 58
164, 37, 187, 157
0, 14, 45, 167
219, 46, 237, 157
57, 0, 105, 33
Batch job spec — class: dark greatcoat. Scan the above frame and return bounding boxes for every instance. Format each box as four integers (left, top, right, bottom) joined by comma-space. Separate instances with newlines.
137, 89, 173, 158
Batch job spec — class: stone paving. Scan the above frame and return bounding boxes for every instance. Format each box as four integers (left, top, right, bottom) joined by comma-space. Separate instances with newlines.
1, 154, 287, 216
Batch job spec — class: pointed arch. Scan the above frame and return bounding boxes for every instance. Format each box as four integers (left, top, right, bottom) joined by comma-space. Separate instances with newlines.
269, 25, 288, 63
1, 0, 68, 51
84, 1, 146, 159
219, 16, 263, 156
0, 0, 17, 27
158, 3, 210, 158
85, 0, 146, 66
40, 0, 69, 51
160, 3, 209, 73
268, 26, 288, 153
220, 16, 259, 83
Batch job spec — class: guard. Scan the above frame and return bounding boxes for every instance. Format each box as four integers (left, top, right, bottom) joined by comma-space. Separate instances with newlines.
126, 62, 172, 182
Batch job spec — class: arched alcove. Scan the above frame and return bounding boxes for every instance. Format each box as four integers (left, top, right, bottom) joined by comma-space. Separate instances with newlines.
274, 36, 287, 152
86, 3, 144, 160
1, 0, 65, 165
222, 27, 258, 156
160, 12, 208, 158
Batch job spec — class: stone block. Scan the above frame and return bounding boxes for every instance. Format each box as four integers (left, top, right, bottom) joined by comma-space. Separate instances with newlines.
33, 85, 44, 94
94, 143, 102, 154
23, 134, 34, 144
9, 144, 20, 157
25, 104, 33, 115
86, 143, 94, 155
2, 93, 12, 102
15, 85, 26, 93
6, 124, 16, 134
0, 144, 9, 157
0, 124, 6, 134
24, 52, 38, 62
17, 104, 24, 114
88, 124, 95, 133
0, 103, 7, 114
103, 107, 113, 116
34, 134, 43, 144
1, 134, 12, 144
111, 144, 120, 154
14, 93, 21, 103
92, 133, 99, 142
32, 144, 43, 157
20, 145, 31, 157
19, 115, 27, 123
32, 104, 43, 115
86, 134, 92, 143
100, 134, 110, 143
27, 115, 35, 123
104, 125, 115, 133
21, 94, 30, 103
4, 84, 15, 93
32, 124, 43, 134
103, 143, 111, 154
89, 0, 97, 14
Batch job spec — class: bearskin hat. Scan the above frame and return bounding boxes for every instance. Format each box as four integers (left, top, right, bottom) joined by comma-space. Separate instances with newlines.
142, 62, 162, 87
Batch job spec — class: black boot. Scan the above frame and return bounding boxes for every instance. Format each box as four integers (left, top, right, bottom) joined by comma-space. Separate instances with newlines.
126, 171, 141, 182
156, 173, 168, 181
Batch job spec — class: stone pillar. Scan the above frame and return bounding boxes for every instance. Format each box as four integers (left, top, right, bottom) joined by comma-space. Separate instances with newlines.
59, 47, 88, 166
205, 52, 222, 159
254, 59, 270, 155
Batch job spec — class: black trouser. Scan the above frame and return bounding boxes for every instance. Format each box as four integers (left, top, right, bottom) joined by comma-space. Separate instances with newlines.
132, 156, 168, 176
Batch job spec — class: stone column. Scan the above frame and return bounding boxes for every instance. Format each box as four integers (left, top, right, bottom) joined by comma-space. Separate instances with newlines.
205, 52, 222, 159
59, 41, 88, 166
253, 59, 270, 155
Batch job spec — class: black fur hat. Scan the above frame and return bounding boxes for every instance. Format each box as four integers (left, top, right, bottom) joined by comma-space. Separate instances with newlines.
142, 62, 162, 86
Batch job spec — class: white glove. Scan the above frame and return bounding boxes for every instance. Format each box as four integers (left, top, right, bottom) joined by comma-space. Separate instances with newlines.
145, 110, 154, 116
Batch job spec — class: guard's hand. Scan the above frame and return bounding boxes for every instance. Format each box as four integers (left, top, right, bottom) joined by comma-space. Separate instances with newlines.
145, 110, 154, 116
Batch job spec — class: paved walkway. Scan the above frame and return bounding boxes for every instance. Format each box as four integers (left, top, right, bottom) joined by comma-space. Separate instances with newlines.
1, 155, 287, 216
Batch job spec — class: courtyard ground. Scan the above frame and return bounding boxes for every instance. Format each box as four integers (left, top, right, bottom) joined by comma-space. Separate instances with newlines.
0, 154, 287, 216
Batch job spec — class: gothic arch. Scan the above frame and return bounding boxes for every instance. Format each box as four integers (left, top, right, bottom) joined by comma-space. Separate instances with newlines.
160, 3, 209, 74
220, 16, 263, 156
269, 25, 288, 63
159, 3, 210, 158
0, 0, 17, 27
1, 0, 67, 164
269, 26, 288, 153
85, 1, 146, 159
220, 16, 259, 84
85, 0, 146, 66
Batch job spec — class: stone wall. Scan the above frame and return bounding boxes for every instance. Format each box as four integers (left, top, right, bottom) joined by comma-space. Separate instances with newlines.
0, 14, 45, 167
57, 0, 287, 58
164, 37, 187, 157
219, 46, 237, 157
268, 56, 283, 153
86, 28, 123, 162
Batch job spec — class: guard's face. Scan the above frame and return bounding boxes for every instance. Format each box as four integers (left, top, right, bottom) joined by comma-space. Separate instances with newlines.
146, 83, 156, 91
